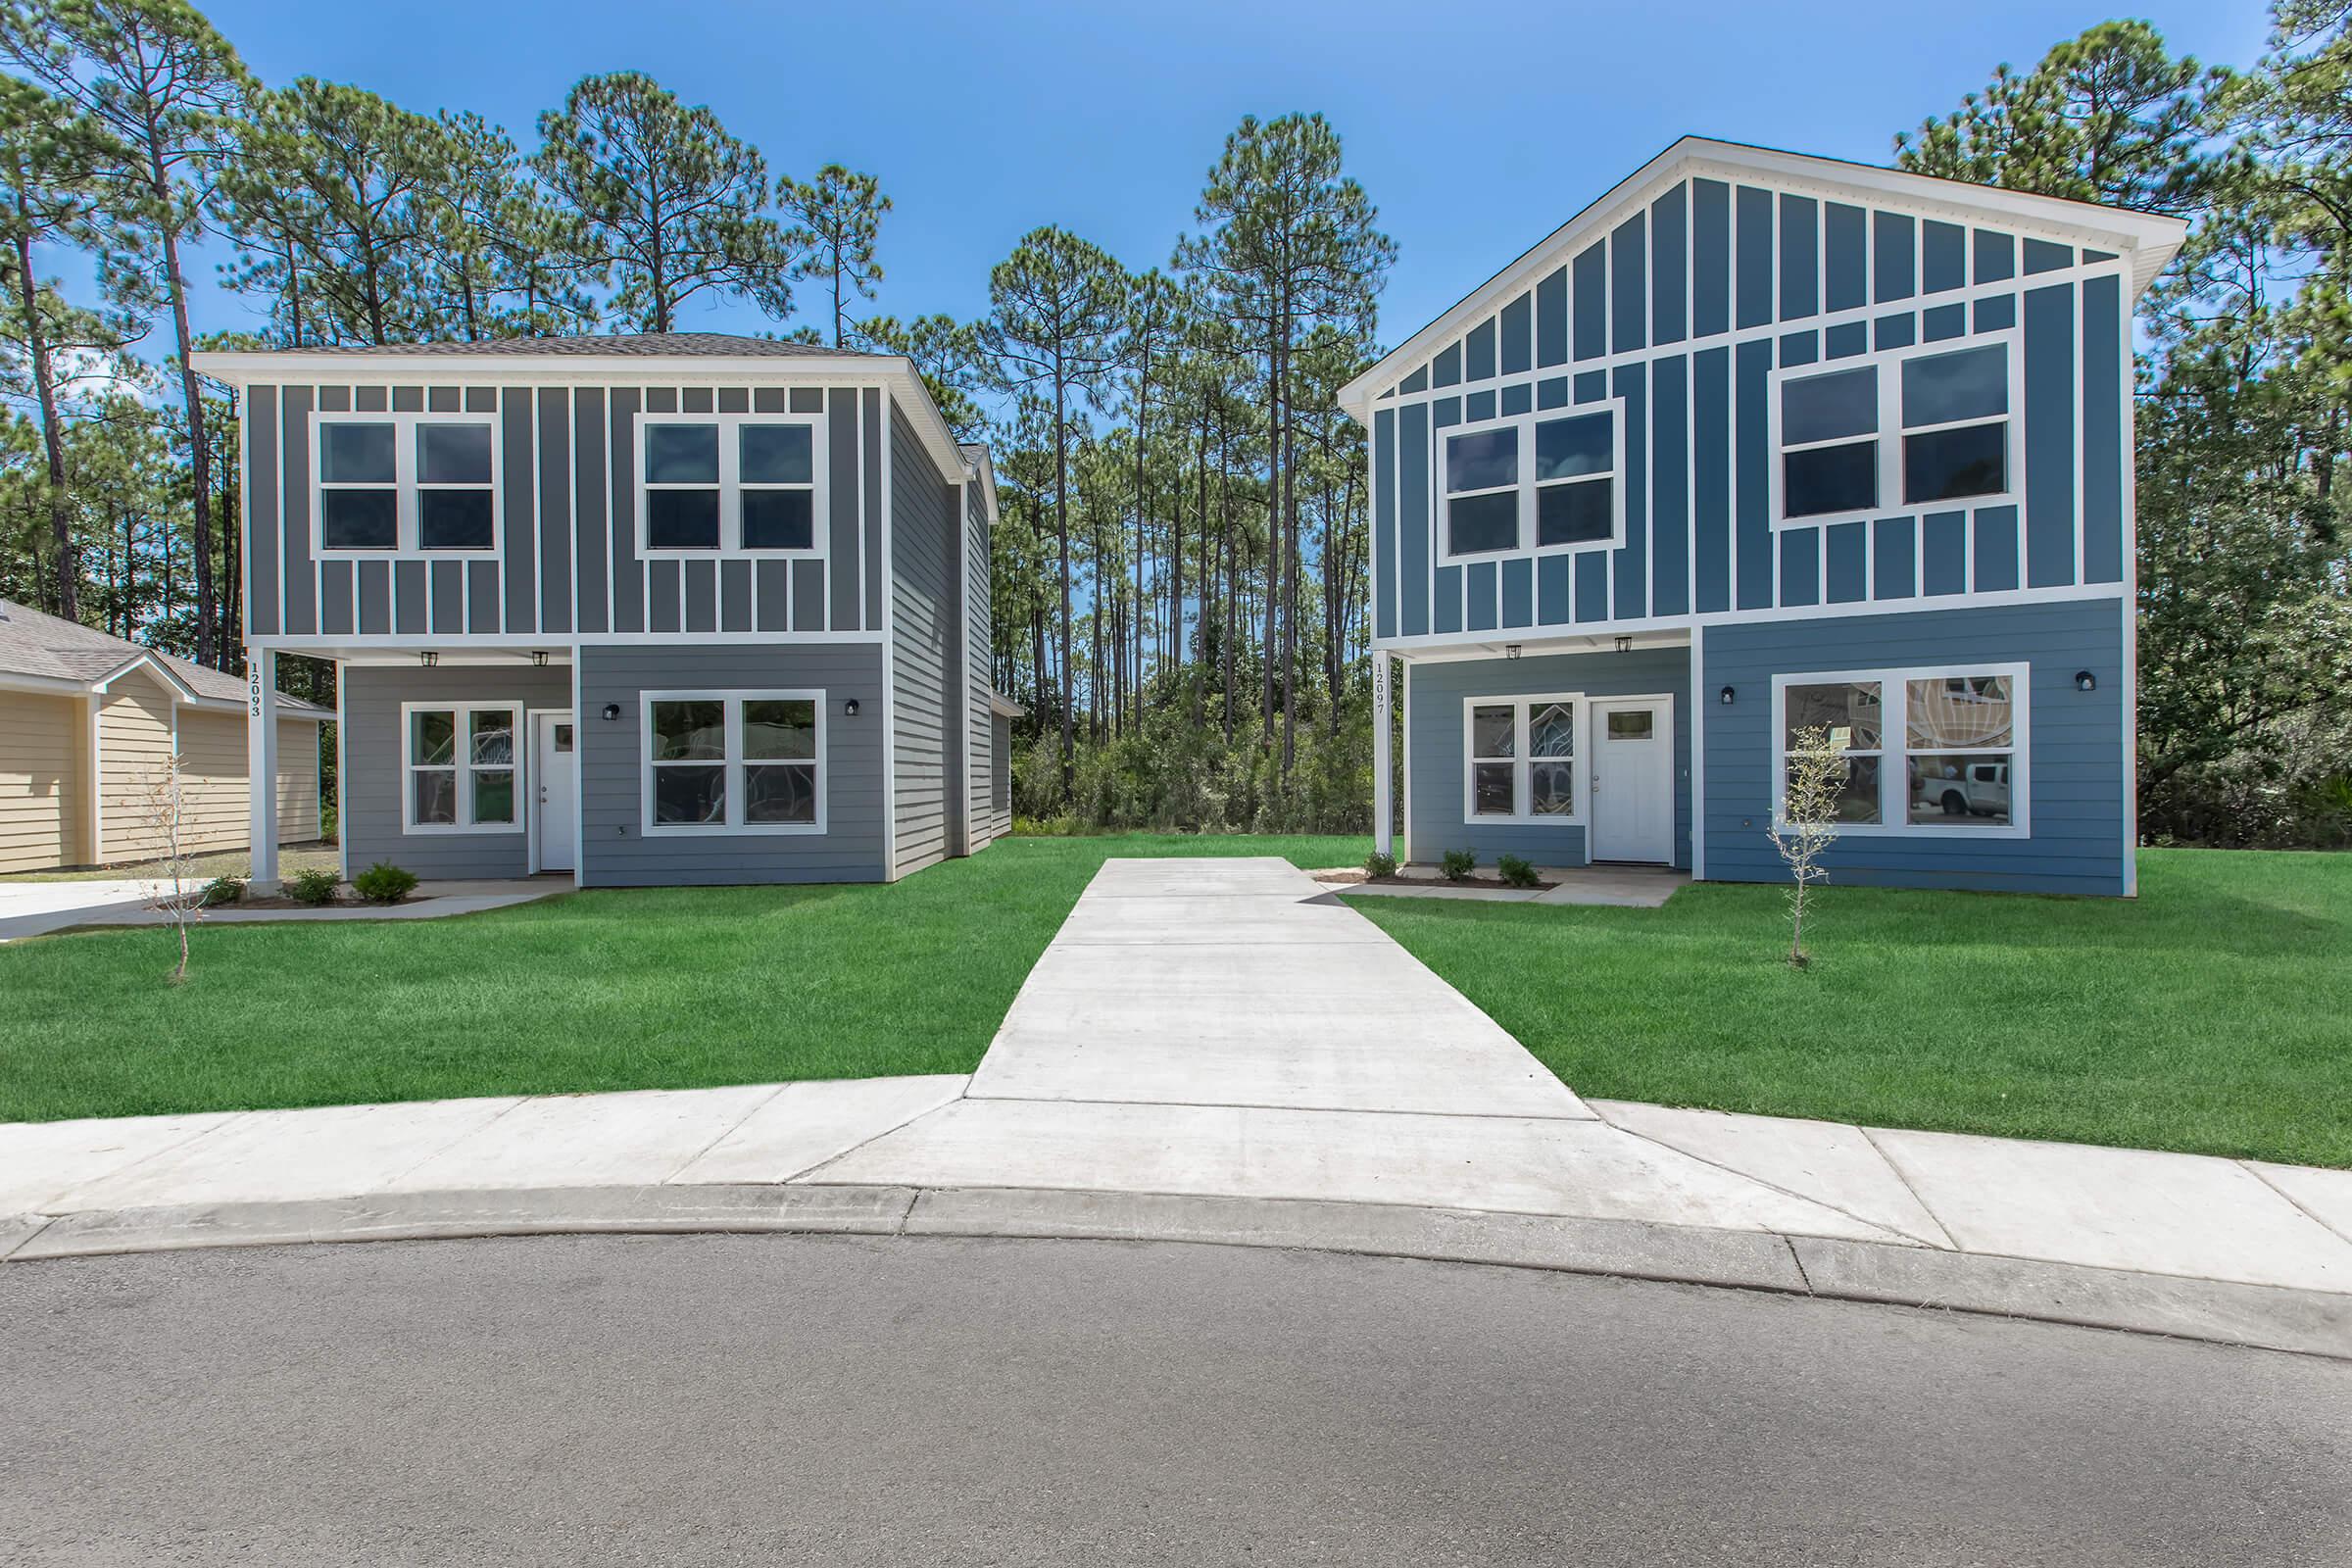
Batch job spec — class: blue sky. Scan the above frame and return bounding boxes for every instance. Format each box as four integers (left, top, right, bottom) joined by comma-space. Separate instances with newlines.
178, 0, 2264, 357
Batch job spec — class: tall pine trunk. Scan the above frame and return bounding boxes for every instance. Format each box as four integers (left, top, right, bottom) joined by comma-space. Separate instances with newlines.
12, 228, 74, 619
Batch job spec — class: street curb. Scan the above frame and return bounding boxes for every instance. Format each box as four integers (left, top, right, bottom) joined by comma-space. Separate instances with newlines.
5, 1183, 2347, 1359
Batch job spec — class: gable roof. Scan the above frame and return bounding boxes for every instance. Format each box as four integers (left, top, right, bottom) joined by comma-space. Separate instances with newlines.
0, 600, 329, 714
1339, 136, 2191, 421
266, 331, 879, 361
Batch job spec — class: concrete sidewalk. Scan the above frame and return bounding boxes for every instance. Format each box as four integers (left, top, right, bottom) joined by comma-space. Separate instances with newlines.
3, 858, 2348, 1354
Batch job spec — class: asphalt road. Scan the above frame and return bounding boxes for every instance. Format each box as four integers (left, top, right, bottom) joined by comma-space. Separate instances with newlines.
5, 1233, 2349, 1566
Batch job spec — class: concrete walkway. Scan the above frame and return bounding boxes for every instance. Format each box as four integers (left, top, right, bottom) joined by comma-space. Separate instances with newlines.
3, 857, 2348, 1355
0, 878, 565, 942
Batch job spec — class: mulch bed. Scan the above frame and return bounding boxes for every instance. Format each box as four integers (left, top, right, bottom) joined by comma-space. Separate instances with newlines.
1314, 869, 1560, 893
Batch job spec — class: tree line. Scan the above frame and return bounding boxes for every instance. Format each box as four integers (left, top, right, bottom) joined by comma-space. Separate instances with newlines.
1, 0, 2345, 845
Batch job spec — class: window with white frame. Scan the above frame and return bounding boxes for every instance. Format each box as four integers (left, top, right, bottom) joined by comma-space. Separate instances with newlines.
1776, 665, 2026, 833
1776, 341, 2013, 523
318, 416, 498, 553
404, 703, 521, 831
642, 691, 824, 834
1464, 696, 1579, 823
641, 416, 820, 554
1443, 408, 1619, 557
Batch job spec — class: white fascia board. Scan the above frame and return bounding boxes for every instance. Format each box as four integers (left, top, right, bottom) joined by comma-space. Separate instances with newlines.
90, 652, 202, 703
965, 446, 1001, 527
188, 350, 973, 494
0, 670, 95, 699
1338, 135, 2189, 421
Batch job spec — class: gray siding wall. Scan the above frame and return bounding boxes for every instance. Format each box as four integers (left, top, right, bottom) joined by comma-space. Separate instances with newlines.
990, 710, 1013, 840
578, 643, 886, 887
890, 401, 956, 877
342, 662, 573, 878
1698, 597, 2128, 894
1406, 648, 1693, 867
965, 478, 996, 851
244, 378, 887, 641
1372, 172, 2132, 642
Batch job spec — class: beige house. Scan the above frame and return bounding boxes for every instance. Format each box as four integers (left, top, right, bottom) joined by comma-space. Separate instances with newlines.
0, 599, 328, 874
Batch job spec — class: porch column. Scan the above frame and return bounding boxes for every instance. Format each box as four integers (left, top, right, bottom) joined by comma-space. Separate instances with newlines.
1372, 652, 1394, 859
246, 647, 279, 893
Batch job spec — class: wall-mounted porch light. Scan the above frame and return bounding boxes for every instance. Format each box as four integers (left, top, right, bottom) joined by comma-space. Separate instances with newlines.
417, 651, 438, 668
1614, 635, 1633, 654
2075, 670, 2097, 693
843, 699, 861, 716
601, 703, 621, 721
531, 650, 549, 667
1719, 685, 1736, 706
1503, 644, 1522, 661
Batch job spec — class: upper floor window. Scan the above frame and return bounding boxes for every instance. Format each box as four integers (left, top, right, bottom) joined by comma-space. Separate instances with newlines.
1776, 341, 2014, 524
1443, 408, 1619, 558
318, 416, 498, 554
640, 416, 821, 556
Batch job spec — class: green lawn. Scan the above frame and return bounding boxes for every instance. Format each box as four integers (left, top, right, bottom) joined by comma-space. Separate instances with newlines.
0, 833, 1368, 1124
1348, 848, 2352, 1167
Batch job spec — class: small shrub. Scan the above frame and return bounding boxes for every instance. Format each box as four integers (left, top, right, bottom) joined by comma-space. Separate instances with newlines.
1441, 849, 1476, 882
1364, 851, 1397, 879
286, 866, 340, 906
351, 862, 418, 905
199, 875, 245, 907
1495, 854, 1539, 889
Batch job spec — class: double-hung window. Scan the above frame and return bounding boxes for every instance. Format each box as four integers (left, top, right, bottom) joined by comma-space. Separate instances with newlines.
1443, 408, 1619, 556
1775, 341, 2014, 523
1775, 664, 2027, 834
318, 416, 498, 553
404, 702, 521, 832
1464, 696, 1579, 823
641, 416, 821, 555
642, 691, 825, 834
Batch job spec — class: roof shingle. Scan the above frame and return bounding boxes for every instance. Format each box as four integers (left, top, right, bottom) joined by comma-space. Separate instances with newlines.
0, 599, 327, 712
278, 332, 880, 360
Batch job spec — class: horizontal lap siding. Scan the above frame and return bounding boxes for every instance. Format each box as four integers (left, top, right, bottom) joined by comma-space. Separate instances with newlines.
0, 690, 80, 871
1406, 648, 1692, 867
275, 716, 322, 841
890, 402, 953, 877
966, 479, 997, 851
343, 664, 571, 878
579, 644, 886, 886
1369, 172, 2126, 642
173, 708, 250, 853
95, 671, 177, 859
1698, 598, 2126, 894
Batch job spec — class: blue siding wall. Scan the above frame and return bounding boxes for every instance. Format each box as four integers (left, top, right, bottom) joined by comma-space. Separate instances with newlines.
1405, 648, 1692, 868
1367, 168, 2132, 645
1698, 598, 2128, 895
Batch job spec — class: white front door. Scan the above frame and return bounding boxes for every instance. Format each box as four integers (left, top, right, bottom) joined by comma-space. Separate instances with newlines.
533, 711, 577, 873
1589, 699, 1673, 863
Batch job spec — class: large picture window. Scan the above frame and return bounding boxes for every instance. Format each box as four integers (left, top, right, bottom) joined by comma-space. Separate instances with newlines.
1773, 339, 2015, 525
640, 416, 822, 556
403, 702, 521, 832
1462, 695, 1580, 824
1773, 664, 2027, 835
1443, 408, 1620, 557
318, 416, 499, 554
641, 690, 825, 835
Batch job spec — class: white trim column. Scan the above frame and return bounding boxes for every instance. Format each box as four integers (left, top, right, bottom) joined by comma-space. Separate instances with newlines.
247, 648, 280, 893
1373, 651, 1395, 860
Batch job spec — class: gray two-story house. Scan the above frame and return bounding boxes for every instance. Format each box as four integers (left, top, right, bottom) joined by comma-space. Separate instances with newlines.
194, 333, 1005, 890
1342, 139, 2185, 896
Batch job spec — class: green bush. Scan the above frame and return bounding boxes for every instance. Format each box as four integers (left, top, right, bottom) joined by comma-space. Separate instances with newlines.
1441, 849, 1476, 881
1495, 854, 1540, 889
199, 875, 245, 907
1364, 851, 1397, 879
286, 866, 340, 906
351, 862, 418, 905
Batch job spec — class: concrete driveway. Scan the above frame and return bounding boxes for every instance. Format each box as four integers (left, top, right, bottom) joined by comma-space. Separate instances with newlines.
0, 880, 161, 943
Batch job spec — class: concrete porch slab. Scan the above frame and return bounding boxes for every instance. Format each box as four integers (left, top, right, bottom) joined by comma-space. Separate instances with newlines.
669, 1074, 970, 1184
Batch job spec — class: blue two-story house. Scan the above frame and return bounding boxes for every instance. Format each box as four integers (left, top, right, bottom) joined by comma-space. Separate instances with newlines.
192, 333, 1008, 891
1341, 139, 2185, 896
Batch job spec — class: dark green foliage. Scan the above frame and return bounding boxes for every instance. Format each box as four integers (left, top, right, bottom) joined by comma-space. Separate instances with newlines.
1495, 854, 1539, 889
1441, 849, 1475, 881
350, 862, 416, 904
1364, 851, 1396, 879
199, 875, 243, 907
286, 866, 339, 906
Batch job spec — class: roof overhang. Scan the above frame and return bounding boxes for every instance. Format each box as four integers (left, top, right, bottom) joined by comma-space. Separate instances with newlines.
89, 651, 200, 703
988, 691, 1027, 719
964, 446, 1000, 525
1339, 136, 2191, 423
191, 348, 974, 491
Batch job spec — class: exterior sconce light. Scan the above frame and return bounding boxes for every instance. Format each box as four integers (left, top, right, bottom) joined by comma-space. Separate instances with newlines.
2075, 670, 2097, 693
418, 650, 438, 668
531, 650, 549, 667
601, 703, 621, 721
1614, 635, 1633, 654
1503, 644, 1522, 661
1719, 685, 1736, 706
844, 699, 861, 716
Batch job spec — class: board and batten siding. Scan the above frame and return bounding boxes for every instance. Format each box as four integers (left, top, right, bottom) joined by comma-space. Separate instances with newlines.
244, 380, 886, 641
342, 663, 571, 878
1369, 174, 2131, 644
1698, 598, 2126, 895
1405, 648, 1693, 868
579, 643, 887, 886
889, 401, 957, 876
0, 688, 82, 871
